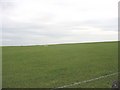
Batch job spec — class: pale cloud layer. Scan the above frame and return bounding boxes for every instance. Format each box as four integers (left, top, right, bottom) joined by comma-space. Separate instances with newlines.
1, 0, 118, 46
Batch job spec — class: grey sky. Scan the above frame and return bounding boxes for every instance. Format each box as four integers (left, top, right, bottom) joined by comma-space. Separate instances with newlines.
1, 0, 118, 46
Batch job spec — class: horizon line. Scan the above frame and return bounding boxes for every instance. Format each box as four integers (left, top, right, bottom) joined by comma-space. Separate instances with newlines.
1, 40, 118, 47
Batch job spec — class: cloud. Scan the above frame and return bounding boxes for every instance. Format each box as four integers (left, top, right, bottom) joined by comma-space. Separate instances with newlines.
1, 0, 118, 46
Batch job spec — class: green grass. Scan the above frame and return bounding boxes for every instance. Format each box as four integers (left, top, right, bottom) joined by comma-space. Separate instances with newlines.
0, 47, 2, 89
2, 41, 118, 88
70, 74, 118, 88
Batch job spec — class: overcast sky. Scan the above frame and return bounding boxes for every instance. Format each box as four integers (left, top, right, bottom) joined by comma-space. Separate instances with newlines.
1, 0, 119, 46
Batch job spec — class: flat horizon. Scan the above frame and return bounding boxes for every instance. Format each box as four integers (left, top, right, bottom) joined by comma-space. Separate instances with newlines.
1, 40, 118, 47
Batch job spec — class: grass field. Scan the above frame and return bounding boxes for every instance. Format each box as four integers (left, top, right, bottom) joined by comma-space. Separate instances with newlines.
2, 41, 118, 88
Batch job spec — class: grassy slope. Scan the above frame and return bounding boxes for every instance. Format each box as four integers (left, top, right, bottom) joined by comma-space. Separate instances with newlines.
2, 41, 118, 88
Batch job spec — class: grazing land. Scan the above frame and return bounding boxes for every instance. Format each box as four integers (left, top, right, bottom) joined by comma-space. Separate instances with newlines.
2, 41, 118, 88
